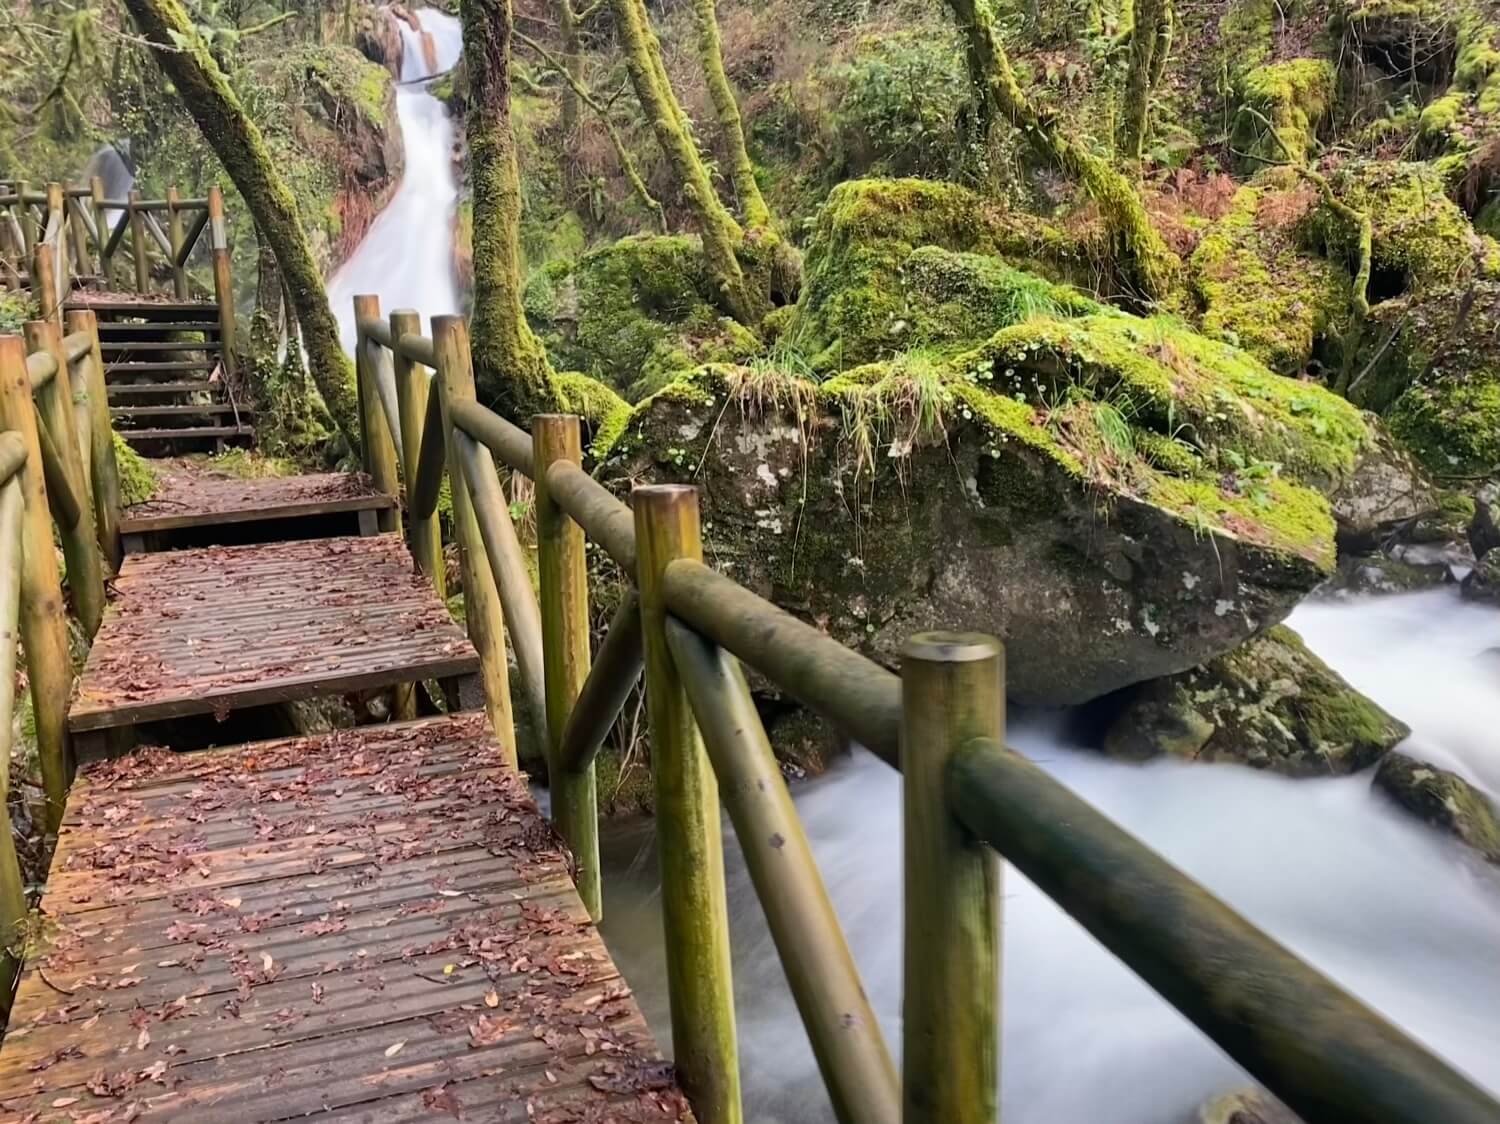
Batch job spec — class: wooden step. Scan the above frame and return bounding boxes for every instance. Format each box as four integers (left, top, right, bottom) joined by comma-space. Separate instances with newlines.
107, 381, 216, 397
99, 340, 221, 353
106, 359, 219, 377
111, 404, 249, 419
97, 320, 220, 334
65, 298, 217, 315
123, 425, 254, 441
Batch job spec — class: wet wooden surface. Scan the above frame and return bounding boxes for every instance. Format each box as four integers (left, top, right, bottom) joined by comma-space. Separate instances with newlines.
0, 715, 692, 1122
120, 463, 394, 534
69, 536, 475, 733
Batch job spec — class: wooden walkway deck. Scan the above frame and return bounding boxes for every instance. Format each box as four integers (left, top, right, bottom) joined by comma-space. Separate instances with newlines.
120, 462, 395, 547
0, 716, 690, 1123
69, 535, 477, 749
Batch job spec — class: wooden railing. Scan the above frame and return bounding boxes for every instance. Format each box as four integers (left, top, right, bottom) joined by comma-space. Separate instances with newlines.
0, 179, 237, 362
0, 312, 124, 1003
354, 298, 1500, 1124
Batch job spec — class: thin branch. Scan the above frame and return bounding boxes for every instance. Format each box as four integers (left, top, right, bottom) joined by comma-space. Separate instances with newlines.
515, 29, 668, 233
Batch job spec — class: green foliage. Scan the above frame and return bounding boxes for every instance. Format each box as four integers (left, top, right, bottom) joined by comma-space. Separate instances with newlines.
831, 30, 978, 180
113, 434, 158, 506
1232, 58, 1337, 169
0, 295, 32, 335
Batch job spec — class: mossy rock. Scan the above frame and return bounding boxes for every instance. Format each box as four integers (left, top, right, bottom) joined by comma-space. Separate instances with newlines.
551, 371, 631, 457
600, 292, 1370, 704
1197, 1089, 1304, 1124
114, 435, 158, 507
1375, 751, 1500, 863
1232, 58, 1337, 170
1190, 171, 1351, 375
523, 235, 758, 400
787, 178, 1086, 372
1460, 549, 1500, 602
1102, 624, 1408, 775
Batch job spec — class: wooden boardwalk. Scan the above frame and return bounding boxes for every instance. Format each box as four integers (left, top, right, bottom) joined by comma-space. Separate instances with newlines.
120, 462, 395, 547
69, 536, 477, 747
0, 716, 690, 1123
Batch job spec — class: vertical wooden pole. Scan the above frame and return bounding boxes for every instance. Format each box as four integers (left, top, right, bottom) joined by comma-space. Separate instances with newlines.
432, 315, 517, 763
633, 484, 741, 1124
127, 189, 149, 293
390, 309, 444, 599
67, 309, 122, 572
166, 187, 188, 299
31, 242, 57, 329
0, 474, 30, 984
0, 337, 72, 829
45, 182, 67, 315
24, 321, 104, 639
900, 632, 1003, 1124
91, 176, 112, 286
66, 191, 90, 279
533, 414, 601, 920
208, 186, 236, 379
16, 183, 35, 267
351, 295, 400, 534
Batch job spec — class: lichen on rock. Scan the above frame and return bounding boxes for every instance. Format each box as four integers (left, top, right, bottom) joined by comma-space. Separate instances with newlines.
1101, 624, 1409, 775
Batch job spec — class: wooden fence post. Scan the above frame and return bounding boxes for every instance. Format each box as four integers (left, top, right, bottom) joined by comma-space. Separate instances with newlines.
24, 321, 104, 639
91, 177, 112, 286
900, 631, 1003, 1124
166, 187, 188, 299
432, 315, 518, 762
16, 182, 35, 267
66, 190, 90, 280
0, 470, 29, 981
0, 336, 73, 829
533, 414, 601, 920
390, 309, 444, 598
208, 187, 236, 379
633, 484, 741, 1124
67, 309, 122, 572
127, 189, 149, 293
352, 295, 400, 533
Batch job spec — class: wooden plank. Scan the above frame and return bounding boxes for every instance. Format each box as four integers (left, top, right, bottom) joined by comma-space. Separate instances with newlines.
64, 295, 218, 314
106, 359, 219, 374
112, 404, 252, 417
119, 465, 396, 533
99, 340, 220, 353
0, 716, 693, 1124
97, 321, 221, 334
120, 426, 253, 441
68, 536, 474, 732
107, 382, 215, 397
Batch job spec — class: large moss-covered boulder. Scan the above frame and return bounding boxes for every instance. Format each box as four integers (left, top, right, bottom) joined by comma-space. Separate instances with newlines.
523, 235, 761, 401
787, 178, 1085, 371
1232, 59, 1337, 170
1101, 625, 1408, 775
1190, 170, 1351, 375
1375, 751, 1500, 863
600, 299, 1374, 704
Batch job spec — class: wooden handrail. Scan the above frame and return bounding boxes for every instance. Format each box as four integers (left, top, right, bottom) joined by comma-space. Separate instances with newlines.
354, 301, 1500, 1124
0, 432, 26, 486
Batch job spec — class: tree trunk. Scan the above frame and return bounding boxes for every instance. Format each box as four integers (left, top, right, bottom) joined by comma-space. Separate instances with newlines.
945, 0, 1179, 301
691, 0, 770, 229
459, 0, 561, 421
558, 0, 582, 197
120, 0, 360, 446
608, 0, 764, 324
1120, 0, 1173, 163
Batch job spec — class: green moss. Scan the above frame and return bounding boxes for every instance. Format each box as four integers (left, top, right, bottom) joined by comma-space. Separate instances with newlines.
788, 178, 1084, 372
551, 371, 632, 457
1388, 366, 1500, 474
1190, 174, 1351, 375
0, 293, 30, 335
114, 435, 158, 507
593, 746, 654, 815
1233, 59, 1337, 169
204, 448, 299, 479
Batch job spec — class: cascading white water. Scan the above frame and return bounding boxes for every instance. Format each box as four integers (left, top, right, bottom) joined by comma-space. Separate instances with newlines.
328, 8, 464, 352
599, 588, 1500, 1122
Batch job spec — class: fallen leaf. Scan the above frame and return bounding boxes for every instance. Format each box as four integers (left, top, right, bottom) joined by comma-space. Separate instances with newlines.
483, 989, 499, 1008
384, 1041, 405, 1058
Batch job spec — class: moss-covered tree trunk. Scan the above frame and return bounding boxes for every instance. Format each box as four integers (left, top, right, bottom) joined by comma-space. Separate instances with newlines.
459, 0, 561, 420
945, 0, 1180, 301
691, 0, 770, 229
1120, 0, 1173, 162
608, 0, 764, 324
558, 0, 582, 197
120, 0, 360, 446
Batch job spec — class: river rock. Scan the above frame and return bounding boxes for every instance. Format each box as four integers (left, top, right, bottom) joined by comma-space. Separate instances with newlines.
1101, 625, 1408, 775
1374, 752, 1500, 864
355, 5, 407, 77
1470, 483, 1500, 559
1195, 1089, 1303, 1124
1461, 551, 1500, 605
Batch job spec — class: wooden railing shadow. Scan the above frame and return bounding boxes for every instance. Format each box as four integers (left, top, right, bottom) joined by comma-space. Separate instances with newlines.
0, 311, 125, 1011
356, 297, 1500, 1124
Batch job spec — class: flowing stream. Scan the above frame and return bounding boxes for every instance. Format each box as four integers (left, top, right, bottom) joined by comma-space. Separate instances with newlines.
329, 8, 464, 353
600, 588, 1500, 1123
322, 16, 1500, 1118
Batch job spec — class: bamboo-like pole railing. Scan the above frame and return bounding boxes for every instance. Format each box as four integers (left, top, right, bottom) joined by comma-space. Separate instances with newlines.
354, 302, 1500, 1124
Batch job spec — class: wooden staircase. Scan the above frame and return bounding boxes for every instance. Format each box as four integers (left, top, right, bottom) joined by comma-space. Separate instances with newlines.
71, 295, 254, 451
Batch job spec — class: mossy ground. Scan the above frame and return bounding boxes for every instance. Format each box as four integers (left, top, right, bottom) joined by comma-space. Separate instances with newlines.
114, 435, 158, 506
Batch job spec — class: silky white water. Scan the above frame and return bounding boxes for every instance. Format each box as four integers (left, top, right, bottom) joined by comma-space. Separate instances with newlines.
599, 588, 1500, 1122
328, 8, 464, 352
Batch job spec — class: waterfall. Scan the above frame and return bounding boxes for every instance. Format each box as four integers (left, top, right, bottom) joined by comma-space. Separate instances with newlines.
329, 8, 464, 352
